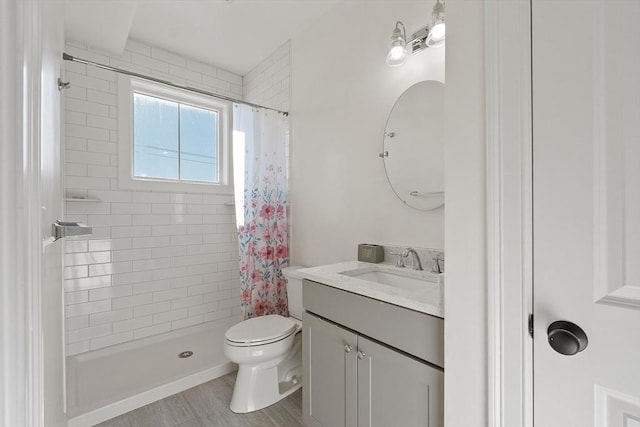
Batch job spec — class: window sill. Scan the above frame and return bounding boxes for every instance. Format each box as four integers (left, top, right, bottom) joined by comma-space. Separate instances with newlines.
118, 174, 233, 195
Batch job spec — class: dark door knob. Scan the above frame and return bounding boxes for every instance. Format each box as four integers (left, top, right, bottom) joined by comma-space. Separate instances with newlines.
547, 320, 588, 356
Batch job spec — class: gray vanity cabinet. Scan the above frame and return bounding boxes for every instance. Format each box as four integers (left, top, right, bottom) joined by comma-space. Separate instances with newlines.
356, 336, 444, 427
303, 311, 357, 427
302, 279, 444, 427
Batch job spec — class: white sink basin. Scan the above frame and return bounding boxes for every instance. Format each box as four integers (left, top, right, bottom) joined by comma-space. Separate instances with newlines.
338, 265, 440, 294
295, 261, 444, 316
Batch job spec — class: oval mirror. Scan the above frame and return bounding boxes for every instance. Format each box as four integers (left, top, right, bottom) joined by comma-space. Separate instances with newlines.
382, 80, 444, 210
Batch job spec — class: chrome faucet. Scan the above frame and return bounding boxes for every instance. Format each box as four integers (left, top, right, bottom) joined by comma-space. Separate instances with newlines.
402, 248, 423, 271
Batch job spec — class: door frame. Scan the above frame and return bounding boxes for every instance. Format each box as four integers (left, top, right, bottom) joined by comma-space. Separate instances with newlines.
1, 0, 48, 425
485, 0, 533, 426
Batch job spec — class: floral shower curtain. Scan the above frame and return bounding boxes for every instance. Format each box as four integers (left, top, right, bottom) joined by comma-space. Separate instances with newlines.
234, 104, 289, 319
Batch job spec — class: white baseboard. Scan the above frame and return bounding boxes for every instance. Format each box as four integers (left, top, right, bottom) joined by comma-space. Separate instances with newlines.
67, 362, 237, 427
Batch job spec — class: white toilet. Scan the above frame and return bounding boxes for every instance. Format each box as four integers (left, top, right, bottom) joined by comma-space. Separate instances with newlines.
224, 266, 305, 413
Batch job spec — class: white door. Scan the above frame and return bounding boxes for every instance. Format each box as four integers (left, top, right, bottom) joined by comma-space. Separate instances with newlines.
533, 1, 640, 425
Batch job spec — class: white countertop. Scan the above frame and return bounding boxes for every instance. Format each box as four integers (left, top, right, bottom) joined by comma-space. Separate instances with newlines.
289, 261, 444, 318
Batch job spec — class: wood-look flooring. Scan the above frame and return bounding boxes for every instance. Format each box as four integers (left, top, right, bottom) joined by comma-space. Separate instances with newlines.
95, 372, 304, 427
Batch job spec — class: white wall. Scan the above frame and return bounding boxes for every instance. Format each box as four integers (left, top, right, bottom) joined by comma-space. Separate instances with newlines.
443, 0, 487, 425
290, 1, 445, 267
62, 40, 244, 356
0, 0, 22, 422
41, 1, 66, 424
291, 0, 488, 425
2, 1, 67, 424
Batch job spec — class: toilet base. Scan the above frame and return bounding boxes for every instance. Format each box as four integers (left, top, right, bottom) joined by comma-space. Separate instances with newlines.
229, 333, 302, 413
229, 366, 302, 413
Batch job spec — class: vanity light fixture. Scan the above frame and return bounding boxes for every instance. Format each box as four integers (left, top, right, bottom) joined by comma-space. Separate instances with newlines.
386, 21, 408, 67
386, 0, 445, 66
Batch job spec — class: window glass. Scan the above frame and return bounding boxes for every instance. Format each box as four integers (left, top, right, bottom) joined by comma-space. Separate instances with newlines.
133, 93, 179, 180
179, 104, 218, 183
133, 93, 219, 183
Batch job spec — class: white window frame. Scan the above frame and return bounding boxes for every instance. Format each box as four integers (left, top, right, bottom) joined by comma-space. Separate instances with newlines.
118, 74, 233, 194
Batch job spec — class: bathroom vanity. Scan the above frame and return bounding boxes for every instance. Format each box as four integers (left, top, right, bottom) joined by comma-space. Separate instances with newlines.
298, 262, 444, 427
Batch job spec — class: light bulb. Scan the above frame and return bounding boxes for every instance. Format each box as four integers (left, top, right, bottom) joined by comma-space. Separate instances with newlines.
426, 21, 445, 47
430, 22, 445, 40
388, 44, 406, 59
386, 45, 407, 66
426, 0, 446, 47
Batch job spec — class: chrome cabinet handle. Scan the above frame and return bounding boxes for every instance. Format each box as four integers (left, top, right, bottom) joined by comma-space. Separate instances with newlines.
345, 345, 353, 353
357, 351, 366, 360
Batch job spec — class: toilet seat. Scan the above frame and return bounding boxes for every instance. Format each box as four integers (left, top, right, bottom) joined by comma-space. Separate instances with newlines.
225, 314, 297, 347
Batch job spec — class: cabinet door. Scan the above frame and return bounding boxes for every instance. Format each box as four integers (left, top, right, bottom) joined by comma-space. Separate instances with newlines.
357, 336, 444, 427
303, 312, 358, 427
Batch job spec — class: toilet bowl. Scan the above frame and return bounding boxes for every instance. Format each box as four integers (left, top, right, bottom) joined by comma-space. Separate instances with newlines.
224, 314, 302, 413
224, 266, 305, 413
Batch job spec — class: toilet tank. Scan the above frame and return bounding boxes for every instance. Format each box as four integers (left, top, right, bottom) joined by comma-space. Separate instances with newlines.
282, 266, 305, 320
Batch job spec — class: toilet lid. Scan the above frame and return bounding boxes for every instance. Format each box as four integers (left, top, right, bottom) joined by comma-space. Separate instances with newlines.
225, 314, 297, 345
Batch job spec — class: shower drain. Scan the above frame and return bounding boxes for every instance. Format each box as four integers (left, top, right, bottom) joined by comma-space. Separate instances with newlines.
178, 351, 194, 359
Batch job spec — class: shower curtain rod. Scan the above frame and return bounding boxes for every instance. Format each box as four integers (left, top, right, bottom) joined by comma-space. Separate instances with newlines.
62, 53, 289, 116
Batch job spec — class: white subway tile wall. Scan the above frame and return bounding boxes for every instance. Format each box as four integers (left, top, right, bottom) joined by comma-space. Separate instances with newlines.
243, 41, 290, 112
242, 41, 292, 188
62, 39, 245, 356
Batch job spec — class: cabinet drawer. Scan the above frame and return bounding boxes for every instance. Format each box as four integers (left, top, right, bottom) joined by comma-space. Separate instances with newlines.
303, 279, 444, 368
